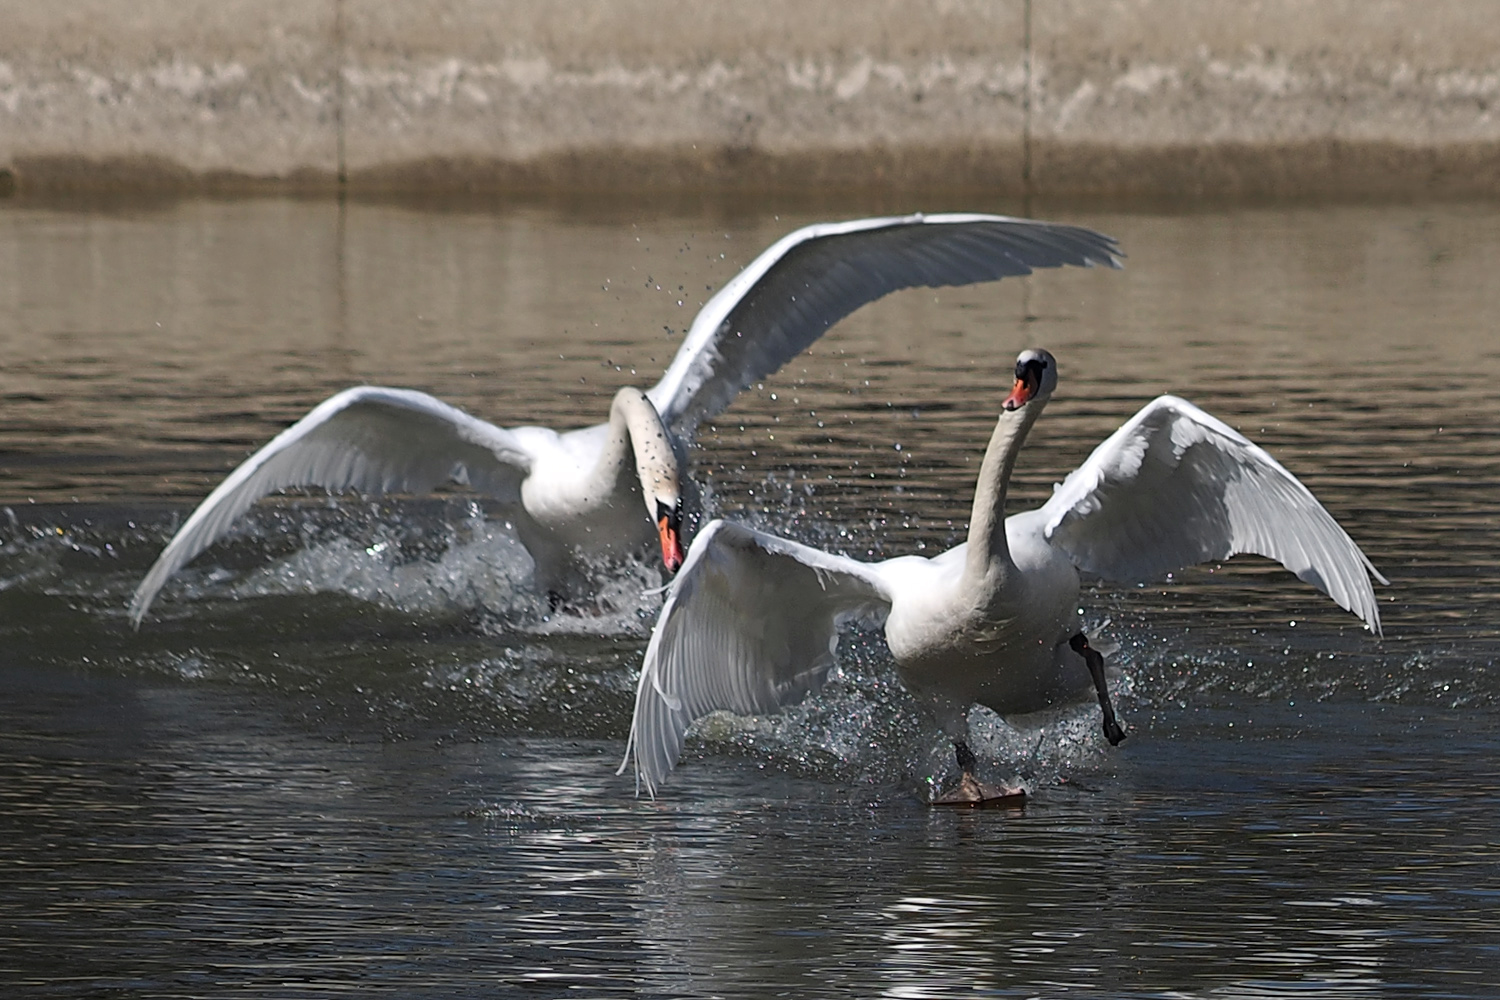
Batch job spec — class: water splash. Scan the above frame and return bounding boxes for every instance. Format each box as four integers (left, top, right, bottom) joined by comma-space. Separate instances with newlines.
232, 521, 538, 618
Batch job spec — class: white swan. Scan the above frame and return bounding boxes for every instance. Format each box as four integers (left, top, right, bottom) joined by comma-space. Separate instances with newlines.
621, 349, 1386, 800
129, 215, 1121, 626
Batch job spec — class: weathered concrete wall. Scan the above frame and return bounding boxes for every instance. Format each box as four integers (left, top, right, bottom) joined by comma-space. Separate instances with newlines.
1031, 0, 1500, 199
0, 1, 340, 191
1, 0, 1497, 199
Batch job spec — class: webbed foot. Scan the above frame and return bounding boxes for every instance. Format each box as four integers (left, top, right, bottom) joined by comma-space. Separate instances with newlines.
932, 772, 1026, 807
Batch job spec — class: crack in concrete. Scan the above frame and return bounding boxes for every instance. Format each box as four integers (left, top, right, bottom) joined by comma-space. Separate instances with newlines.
334, 0, 347, 191
1022, 0, 1033, 211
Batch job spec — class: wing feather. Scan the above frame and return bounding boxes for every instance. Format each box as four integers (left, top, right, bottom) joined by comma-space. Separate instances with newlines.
1038, 395, 1386, 634
619, 519, 893, 796
129, 386, 534, 625
647, 213, 1121, 437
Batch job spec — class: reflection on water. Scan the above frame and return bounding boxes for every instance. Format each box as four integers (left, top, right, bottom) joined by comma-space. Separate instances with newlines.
2, 197, 1500, 997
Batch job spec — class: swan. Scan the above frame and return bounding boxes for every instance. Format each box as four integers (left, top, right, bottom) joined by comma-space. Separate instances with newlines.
128, 215, 1121, 626
621, 348, 1386, 802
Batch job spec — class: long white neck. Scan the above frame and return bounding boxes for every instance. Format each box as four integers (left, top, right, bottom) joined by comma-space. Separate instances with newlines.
963, 396, 1049, 585
594, 387, 679, 511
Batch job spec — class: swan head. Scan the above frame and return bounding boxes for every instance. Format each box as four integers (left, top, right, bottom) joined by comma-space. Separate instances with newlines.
1002, 348, 1058, 411
654, 494, 686, 573
610, 386, 687, 573
631, 458, 685, 574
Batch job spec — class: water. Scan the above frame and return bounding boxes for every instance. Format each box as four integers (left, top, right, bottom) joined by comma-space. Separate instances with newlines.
2, 196, 1499, 997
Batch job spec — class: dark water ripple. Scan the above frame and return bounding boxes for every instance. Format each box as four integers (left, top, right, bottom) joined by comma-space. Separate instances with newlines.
2, 199, 1499, 997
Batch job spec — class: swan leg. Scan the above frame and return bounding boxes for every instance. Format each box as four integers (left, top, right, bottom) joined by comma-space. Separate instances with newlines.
955, 739, 978, 773
1069, 632, 1126, 746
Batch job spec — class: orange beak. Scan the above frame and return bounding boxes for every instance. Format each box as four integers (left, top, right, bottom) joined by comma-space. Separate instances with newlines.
658, 512, 685, 573
1002, 375, 1034, 411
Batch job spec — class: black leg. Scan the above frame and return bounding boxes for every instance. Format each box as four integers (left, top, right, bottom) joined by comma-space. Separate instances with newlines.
954, 739, 978, 774
1069, 632, 1126, 746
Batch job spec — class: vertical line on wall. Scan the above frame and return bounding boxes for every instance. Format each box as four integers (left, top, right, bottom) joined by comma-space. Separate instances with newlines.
334, 0, 348, 192
1022, 0, 1034, 213
332, 0, 349, 374
1019, 0, 1036, 322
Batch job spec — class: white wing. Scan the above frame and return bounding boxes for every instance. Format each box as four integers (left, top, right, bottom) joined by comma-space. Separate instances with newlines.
647, 213, 1121, 438
620, 519, 894, 796
130, 386, 534, 625
1037, 395, 1387, 634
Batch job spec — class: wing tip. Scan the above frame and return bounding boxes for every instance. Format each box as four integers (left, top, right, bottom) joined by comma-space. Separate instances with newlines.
126, 582, 157, 630
1363, 589, 1385, 640
617, 749, 665, 800
615, 741, 659, 800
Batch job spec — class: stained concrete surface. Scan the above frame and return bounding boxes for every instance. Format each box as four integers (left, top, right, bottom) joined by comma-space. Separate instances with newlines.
1, 0, 1497, 199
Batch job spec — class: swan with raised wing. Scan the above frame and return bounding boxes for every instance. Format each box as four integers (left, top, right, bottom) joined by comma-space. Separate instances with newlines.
129, 215, 1120, 625
621, 349, 1386, 802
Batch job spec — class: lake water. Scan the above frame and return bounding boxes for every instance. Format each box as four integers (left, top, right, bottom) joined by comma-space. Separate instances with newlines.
2, 195, 1499, 997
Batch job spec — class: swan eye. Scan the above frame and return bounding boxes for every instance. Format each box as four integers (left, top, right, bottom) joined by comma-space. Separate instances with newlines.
655, 498, 682, 531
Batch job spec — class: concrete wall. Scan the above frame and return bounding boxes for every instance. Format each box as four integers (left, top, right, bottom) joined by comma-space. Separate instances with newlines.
2, 0, 1497, 200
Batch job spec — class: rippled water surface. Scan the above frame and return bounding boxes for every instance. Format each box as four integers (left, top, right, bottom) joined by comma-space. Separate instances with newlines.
2, 196, 1499, 997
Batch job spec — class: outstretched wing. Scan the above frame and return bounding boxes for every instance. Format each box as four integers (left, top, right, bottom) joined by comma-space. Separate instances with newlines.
129, 386, 534, 625
620, 519, 894, 796
647, 213, 1121, 438
1037, 395, 1387, 634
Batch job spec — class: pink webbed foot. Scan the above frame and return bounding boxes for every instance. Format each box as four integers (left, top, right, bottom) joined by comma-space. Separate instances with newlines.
932, 772, 1026, 808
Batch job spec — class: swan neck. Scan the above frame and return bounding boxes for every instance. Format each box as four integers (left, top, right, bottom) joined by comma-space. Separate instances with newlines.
964, 397, 1047, 581
602, 387, 680, 510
